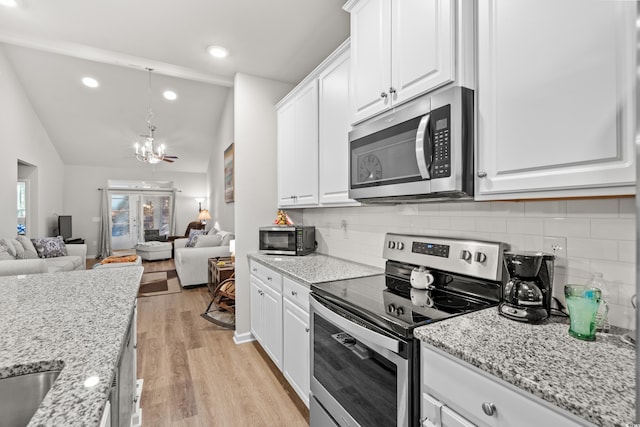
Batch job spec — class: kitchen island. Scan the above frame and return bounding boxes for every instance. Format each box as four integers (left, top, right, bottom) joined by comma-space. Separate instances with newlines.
414, 308, 635, 426
0, 266, 143, 426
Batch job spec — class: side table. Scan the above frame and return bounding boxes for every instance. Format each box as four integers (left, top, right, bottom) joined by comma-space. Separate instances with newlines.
207, 257, 235, 295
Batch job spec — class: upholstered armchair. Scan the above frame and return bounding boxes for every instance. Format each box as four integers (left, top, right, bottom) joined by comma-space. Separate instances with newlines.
167, 221, 205, 243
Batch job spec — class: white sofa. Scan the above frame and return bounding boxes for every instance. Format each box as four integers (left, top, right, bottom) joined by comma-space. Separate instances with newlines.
174, 230, 234, 287
0, 243, 87, 276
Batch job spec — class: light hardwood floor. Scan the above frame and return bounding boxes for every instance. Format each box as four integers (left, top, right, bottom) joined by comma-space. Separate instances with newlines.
136, 259, 310, 427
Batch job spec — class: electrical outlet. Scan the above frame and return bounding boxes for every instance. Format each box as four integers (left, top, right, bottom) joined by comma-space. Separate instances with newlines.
543, 236, 567, 268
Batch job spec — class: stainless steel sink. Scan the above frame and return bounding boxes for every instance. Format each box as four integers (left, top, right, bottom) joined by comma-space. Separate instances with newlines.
0, 370, 61, 427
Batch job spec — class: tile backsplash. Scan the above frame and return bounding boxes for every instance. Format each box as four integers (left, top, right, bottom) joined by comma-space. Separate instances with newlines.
300, 198, 636, 330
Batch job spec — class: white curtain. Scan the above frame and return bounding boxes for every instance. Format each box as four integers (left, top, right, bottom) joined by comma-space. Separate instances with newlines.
97, 188, 112, 259
170, 188, 178, 235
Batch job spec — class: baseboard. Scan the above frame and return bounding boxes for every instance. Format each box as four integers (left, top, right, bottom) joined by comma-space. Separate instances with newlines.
233, 331, 255, 345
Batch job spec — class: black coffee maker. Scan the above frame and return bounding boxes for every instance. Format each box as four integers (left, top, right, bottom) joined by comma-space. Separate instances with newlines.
498, 252, 555, 323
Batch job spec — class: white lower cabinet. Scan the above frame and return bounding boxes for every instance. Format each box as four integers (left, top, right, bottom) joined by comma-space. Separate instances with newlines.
283, 284, 310, 407
250, 261, 310, 408
250, 261, 283, 370
421, 343, 588, 427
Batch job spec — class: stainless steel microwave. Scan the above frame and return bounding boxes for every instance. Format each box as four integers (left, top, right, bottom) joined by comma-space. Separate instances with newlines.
349, 86, 474, 203
259, 226, 316, 256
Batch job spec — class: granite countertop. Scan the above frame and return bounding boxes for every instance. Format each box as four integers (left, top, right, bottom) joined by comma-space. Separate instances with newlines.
414, 308, 635, 426
247, 252, 383, 286
0, 267, 143, 426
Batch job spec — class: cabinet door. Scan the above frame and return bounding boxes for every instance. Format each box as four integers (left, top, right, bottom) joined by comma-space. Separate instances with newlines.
349, 0, 392, 124
277, 101, 297, 207
392, 0, 455, 105
262, 284, 283, 370
250, 276, 264, 344
319, 49, 357, 206
283, 298, 310, 407
476, 0, 636, 200
293, 81, 319, 206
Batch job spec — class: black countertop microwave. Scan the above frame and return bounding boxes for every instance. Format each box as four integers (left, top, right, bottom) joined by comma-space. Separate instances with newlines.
349, 85, 474, 203
259, 226, 316, 256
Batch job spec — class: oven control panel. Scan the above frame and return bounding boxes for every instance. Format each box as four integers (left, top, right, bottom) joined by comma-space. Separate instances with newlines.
383, 233, 509, 282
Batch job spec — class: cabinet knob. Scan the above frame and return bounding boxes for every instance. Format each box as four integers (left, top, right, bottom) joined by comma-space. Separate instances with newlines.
389, 87, 396, 94
252, 268, 257, 272
477, 170, 488, 178
267, 276, 272, 281
481, 402, 497, 416
380, 91, 388, 99
305, 327, 310, 333
291, 290, 297, 296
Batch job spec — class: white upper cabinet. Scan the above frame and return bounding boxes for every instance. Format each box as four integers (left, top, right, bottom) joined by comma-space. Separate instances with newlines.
475, 0, 636, 200
345, 0, 459, 124
318, 48, 358, 206
277, 40, 354, 209
277, 81, 319, 207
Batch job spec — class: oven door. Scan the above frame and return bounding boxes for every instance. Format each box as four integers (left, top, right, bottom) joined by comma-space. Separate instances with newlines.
310, 294, 414, 427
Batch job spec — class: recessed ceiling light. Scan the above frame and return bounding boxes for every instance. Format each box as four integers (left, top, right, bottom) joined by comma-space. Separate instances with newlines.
0, 0, 18, 8
81, 77, 99, 88
207, 45, 229, 59
163, 90, 177, 101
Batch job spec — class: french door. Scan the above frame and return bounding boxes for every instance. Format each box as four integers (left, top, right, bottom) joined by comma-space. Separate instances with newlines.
110, 192, 173, 250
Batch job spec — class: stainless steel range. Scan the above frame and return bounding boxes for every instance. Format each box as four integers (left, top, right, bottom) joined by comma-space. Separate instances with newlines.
309, 233, 509, 427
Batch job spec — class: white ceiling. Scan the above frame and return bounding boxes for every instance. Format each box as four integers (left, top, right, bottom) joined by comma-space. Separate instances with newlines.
0, 0, 350, 173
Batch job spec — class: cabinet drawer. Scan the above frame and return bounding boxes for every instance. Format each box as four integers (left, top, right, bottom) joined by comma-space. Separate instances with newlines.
283, 276, 310, 311
250, 261, 282, 292
422, 344, 587, 427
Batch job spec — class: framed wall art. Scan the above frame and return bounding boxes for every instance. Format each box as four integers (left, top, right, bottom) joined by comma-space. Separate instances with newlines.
224, 143, 234, 203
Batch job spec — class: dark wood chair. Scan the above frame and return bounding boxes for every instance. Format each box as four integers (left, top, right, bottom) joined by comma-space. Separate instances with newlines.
167, 221, 205, 243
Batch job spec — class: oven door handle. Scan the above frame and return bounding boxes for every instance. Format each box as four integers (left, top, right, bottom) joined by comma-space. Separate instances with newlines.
415, 113, 431, 179
311, 295, 400, 354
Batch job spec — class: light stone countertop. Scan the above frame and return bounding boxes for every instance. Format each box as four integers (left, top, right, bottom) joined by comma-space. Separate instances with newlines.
247, 252, 383, 286
414, 308, 635, 426
0, 266, 143, 426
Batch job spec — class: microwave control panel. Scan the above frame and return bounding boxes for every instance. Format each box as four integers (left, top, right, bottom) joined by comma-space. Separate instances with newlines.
431, 104, 451, 178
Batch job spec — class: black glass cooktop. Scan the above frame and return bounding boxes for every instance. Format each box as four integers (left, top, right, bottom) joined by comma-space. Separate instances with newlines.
311, 273, 499, 338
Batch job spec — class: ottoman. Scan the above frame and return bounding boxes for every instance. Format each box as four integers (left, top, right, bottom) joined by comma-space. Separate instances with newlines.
135, 241, 172, 261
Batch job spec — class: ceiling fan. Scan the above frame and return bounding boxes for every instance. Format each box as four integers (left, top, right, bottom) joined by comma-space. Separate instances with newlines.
133, 68, 179, 164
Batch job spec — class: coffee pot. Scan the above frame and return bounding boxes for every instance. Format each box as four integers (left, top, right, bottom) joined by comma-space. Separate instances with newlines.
499, 252, 555, 323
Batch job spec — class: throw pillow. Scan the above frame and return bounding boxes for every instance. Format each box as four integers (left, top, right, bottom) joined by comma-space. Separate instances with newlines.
207, 228, 219, 236
0, 237, 17, 258
219, 232, 235, 246
16, 236, 39, 259
193, 234, 223, 248
31, 236, 68, 258
10, 238, 25, 259
0, 245, 14, 261
185, 229, 206, 247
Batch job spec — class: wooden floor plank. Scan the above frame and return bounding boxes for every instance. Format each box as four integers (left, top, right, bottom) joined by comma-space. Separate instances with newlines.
136, 259, 309, 426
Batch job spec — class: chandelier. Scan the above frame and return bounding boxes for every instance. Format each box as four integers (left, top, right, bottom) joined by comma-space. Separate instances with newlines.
134, 68, 177, 164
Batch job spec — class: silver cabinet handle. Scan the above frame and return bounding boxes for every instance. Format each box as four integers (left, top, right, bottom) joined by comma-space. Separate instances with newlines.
380, 91, 388, 99
291, 290, 297, 296
481, 402, 496, 416
389, 87, 396, 94
477, 170, 488, 178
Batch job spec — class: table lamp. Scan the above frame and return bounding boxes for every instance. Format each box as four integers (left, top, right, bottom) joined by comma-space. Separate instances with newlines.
197, 209, 211, 225
229, 239, 235, 263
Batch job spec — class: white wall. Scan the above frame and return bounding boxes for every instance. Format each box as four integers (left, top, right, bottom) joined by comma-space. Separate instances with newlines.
0, 45, 65, 238
302, 198, 637, 330
63, 165, 207, 257
206, 88, 235, 232
234, 73, 293, 340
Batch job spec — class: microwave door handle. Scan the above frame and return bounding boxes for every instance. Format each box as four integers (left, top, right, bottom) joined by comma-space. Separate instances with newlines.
415, 114, 432, 179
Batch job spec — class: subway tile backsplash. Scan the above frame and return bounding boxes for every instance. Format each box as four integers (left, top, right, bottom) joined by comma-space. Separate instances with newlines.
301, 198, 637, 330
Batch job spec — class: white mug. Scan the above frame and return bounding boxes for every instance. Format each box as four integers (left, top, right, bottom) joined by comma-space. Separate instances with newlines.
410, 288, 434, 307
410, 266, 434, 289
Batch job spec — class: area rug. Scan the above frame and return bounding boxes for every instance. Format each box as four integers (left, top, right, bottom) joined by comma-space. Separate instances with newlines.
138, 270, 182, 297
